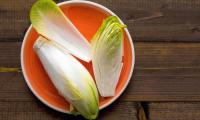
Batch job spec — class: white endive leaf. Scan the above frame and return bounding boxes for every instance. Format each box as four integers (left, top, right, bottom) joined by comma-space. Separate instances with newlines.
30, 0, 91, 62
34, 37, 98, 119
92, 16, 126, 97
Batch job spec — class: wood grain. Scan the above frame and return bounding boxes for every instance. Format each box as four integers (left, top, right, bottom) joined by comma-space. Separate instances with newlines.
91, 0, 200, 42
0, 73, 138, 119
2, 0, 200, 119
0, 0, 36, 42
2, 0, 200, 42
0, 100, 138, 120
126, 42, 200, 101
0, 42, 21, 67
2, 42, 200, 101
148, 102, 200, 120
0, 73, 33, 102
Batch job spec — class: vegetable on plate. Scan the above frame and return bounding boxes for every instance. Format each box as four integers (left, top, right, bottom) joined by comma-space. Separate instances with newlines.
30, 0, 91, 62
92, 16, 126, 97
33, 36, 99, 119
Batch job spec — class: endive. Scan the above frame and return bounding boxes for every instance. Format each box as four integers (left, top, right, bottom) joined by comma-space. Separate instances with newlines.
30, 0, 91, 62
92, 16, 126, 97
34, 37, 99, 119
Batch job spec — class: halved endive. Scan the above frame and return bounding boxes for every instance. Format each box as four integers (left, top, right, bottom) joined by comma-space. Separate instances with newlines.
30, 0, 91, 62
34, 37, 99, 119
92, 16, 126, 97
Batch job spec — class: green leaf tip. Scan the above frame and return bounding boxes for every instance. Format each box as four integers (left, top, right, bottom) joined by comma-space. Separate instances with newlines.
30, 0, 92, 62
92, 16, 126, 58
30, 0, 61, 34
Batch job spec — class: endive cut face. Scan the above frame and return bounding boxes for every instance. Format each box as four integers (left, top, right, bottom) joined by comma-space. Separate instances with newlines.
34, 37, 99, 119
30, 0, 91, 62
92, 16, 126, 97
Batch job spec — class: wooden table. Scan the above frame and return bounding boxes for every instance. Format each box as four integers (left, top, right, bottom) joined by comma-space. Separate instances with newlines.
1, 0, 200, 119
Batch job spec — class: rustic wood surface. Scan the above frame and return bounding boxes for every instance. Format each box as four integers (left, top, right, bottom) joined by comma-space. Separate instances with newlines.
2, 42, 200, 102
147, 102, 200, 120
0, 100, 138, 120
1, 0, 200, 119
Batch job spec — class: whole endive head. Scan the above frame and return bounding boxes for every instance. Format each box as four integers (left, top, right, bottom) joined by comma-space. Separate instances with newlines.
34, 37, 99, 119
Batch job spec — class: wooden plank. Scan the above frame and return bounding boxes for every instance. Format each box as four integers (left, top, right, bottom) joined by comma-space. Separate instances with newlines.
0, 42, 21, 67
148, 102, 200, 120
2, 42, 200, 101
125, 42, 200, 101
2, 0, 200, 42
0, 73, 34, 102
0, 0, 36, 42
0, 101, 138, 120
98, 102, 138, 120
0, 72, 138, 119
91, 0, 200, 42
